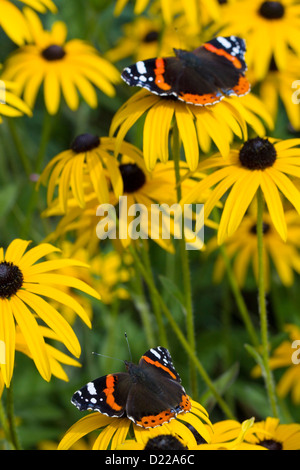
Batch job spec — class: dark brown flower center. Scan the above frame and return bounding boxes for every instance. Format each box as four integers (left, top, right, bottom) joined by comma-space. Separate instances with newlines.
143, 30, 159, 43
239, 137, 277, 170
258, 1, 285, 19
0, 261, 23, 299
71, 134, 100, 153
119, 163, 146, 193
41, 45, 66, 61
250, 222, 271, 235
144, 435, 188, 450
218, 0, 228, 4
258, 439, 283, 450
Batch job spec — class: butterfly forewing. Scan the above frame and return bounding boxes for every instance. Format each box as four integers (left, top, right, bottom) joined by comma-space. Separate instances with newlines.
71, 372, 130, 416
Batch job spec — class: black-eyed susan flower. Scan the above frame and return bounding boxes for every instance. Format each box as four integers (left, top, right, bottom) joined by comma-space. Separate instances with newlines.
207, 207, 300, 290
110, 89, 272, 171
244, 417, 300, 450
261, 53, 300, 131
218, 0, 300, 80
57, 398, 212, 450
38, 135, 144, 212
0, 79, 32, 122
252, 324, 300, 404
13, 324, 81, 382
1, 8, 119, 115
0, 239, 100, 387
181, 137, 300, 244
43, 158, 208, 252
0, 0, 57, 45
196, 418, 266, 450
114, 0, 220, 33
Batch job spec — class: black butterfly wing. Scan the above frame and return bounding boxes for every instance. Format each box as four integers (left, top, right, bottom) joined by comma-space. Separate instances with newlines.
125, 347, 191, 427
71, 372, 131, 417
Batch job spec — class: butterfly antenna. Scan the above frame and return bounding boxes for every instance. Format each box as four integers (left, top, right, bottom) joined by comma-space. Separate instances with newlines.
124, 332, 132, 362
92, 352, 124, 364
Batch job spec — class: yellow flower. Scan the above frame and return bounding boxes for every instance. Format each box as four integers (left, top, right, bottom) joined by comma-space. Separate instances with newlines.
57, 399, 212, 450
252, 52, 300, 131
1, 8, 119, 115
0, 79, 32, 122
43, 159, 209, 253
181, 137, 300, 244
110, 90, 272, 171
114, 0, 220, 33
0, 239, 100, 387
38, 135, 143, 212
196, 418, 265, 450
218, 0, 300, 80
207, 207, 300, 290
252, 324, 300, 404
106, 15, 192, 64
0, 0, 57, 45
244, 417, 300, 450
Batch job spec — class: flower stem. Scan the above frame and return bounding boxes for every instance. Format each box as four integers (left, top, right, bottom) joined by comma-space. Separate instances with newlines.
256, 187, 279, 418
172, 121, 197, 397
6, 382, 22, 450
129, 244, 235, 420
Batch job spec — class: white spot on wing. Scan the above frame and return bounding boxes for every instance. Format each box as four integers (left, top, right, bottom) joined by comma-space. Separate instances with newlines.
136, 61, 147, 75
217, 37, 232, 49
87, 382, 97, 395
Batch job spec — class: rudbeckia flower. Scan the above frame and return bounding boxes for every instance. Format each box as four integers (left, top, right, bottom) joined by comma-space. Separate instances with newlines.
196, 418, 266, 450
207, 208, 300, 290
43, 158, 209, 252
38, 135, 143, 212
0, 239, 100, 387
0, 79, 32, 122
253, 53, 300, 131
114, 0, 220, 32
244, 417, 300, 450
0, 0, 57, 45
1, 9, 120, 115
106, 15, 199, 64
57, 398, 212, 450
110, 89, 272, 171
181, 137, 300, 244
252, 324, 300, 404
218, 0, 300, 80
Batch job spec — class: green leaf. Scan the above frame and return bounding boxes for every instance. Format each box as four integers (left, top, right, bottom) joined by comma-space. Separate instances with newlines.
200, 362, 240, 409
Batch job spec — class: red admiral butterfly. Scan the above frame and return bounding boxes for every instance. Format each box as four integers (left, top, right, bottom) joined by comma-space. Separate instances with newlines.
121, 36, 250, 106
71, 346, 191, 428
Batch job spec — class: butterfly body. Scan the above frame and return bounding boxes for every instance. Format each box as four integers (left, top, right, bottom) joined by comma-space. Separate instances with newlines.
71, 346, 191, 428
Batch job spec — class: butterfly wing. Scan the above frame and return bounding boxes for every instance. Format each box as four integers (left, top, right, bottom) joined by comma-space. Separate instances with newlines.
71, 372, 131, 417
126, 347, 191, 428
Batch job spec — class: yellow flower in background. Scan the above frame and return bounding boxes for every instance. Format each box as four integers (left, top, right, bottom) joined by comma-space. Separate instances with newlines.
39, 135, 144, 213
58, 398, 212, 450
181, 137, 300, 244
110, 89, 272, 171
218, 0, 300, 80
0, 0, 57, 45
43, 159, 207, 253
196, 418, 266, 450
1, 8, 120, 115
106, 14, 199, 64
114, 0, 220, 33
244, 417, 300, 450
0, 239, 100, 387
0, 79, 32, 122
252, 324, 300, 404
252, 53, 300, 131
207, 208, 300, 290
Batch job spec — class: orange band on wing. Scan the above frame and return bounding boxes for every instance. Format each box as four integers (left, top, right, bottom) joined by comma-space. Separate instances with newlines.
154, 58, 172, 91
204, 43, 242, 69
103, 374, 122, 411
142, 355, 177, 379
